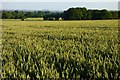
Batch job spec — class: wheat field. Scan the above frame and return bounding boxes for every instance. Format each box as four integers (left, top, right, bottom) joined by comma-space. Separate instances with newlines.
2, 20, 120, 79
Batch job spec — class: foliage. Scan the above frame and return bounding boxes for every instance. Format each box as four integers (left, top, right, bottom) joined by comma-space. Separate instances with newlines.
2, 7, 118, 20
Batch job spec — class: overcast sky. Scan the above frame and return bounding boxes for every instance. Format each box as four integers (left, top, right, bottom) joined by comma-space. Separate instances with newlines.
1, 0, 119, 2
2, 2, 119, 11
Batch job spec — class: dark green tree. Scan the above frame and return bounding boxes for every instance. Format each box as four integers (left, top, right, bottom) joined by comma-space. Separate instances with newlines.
86, 10, 92, 20
111, 11, 118, 19
101, 9, 112, 19
63, 8, 83, 20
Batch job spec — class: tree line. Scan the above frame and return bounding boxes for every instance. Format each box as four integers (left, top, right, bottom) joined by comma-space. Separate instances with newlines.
1, 7, 119, 20
63, 7, 118, 20
2, 10, 46, 19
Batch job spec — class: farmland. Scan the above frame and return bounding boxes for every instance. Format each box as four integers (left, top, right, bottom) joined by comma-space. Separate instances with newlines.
1, 20, 120, 79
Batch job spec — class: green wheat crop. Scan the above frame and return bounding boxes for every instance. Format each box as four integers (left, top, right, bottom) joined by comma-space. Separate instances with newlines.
2, 20, 120, 79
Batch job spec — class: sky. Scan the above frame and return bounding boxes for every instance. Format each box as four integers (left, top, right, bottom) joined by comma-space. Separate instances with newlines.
1, 2, 119, 11
1, 0, 119, 2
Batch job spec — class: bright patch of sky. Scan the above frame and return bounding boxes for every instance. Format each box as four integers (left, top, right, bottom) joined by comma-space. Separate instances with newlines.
1, 2, 119, 11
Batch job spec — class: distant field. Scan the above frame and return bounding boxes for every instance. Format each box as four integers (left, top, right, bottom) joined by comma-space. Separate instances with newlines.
2, 20, 120, 78
2, 18, 43, 21
25, 18, 43, 21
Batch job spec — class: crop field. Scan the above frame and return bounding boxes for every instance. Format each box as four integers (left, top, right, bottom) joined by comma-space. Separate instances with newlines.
1, 20, 120, 79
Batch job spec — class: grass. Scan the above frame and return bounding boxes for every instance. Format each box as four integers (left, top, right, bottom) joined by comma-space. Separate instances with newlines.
2, 20, 120, 78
